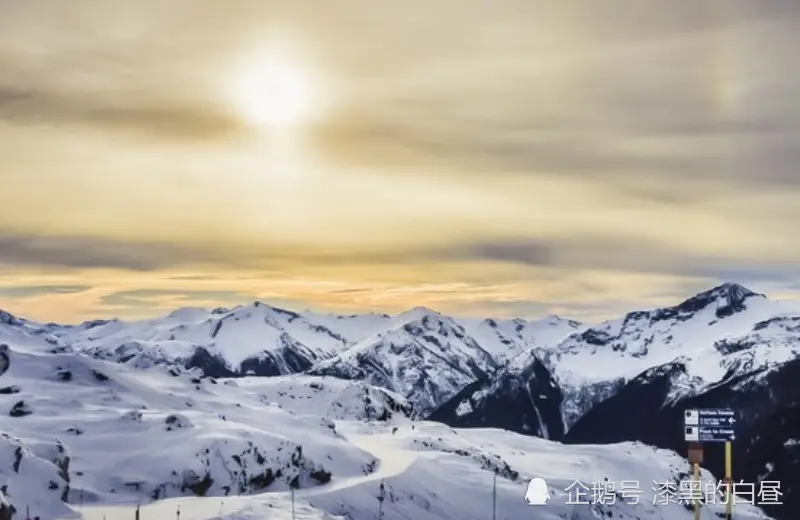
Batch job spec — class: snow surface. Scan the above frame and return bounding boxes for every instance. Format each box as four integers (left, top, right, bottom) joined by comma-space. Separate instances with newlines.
0, 332, 774, 520
0, 333, 409, 518
69, 422, 772, 520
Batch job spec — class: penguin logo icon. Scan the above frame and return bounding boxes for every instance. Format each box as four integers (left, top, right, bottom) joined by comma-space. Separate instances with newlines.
524, 477, 550, 505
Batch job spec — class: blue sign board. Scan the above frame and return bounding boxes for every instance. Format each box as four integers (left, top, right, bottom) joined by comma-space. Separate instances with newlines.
684, 408, 736, 443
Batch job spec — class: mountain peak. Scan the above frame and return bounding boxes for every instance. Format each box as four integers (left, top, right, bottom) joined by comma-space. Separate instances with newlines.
0, 309, 23, 327
672, 282, 763, 319
167, 307, 208, 320
692, 282, 763, 306
395, 306, 441, 323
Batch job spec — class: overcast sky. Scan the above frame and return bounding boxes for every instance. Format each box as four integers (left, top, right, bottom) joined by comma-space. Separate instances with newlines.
1, 0, 799, 323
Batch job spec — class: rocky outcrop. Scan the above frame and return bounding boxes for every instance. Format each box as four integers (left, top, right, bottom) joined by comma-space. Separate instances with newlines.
429, 352, 565, 439
0, 433, 74, 518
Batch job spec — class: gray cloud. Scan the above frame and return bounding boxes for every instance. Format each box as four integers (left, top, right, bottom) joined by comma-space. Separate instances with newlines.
0, 85, 244, 141
2, 231, 798, 291
0, 232, 459, 271
0, 234, 209, 271
166, 274, 224, 282
98, 289, 320, 318
448, 237, 800, 289
0, 284, 92, 298
100, 288, 252, 308
311, 4, 800, 192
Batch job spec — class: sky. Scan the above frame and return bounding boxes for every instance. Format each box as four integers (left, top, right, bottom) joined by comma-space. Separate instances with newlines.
1, 0, 799, 323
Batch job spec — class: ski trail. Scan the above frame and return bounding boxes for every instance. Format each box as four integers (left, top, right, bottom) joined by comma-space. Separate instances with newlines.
75, 428, 425, 520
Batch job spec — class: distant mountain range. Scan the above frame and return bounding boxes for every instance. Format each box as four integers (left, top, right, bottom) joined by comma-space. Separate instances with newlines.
1, 282, 798, 519
1, 303, 581, 415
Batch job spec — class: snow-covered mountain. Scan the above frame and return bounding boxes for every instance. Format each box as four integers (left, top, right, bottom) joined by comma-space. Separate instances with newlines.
307, 308, 501, 415
429, 282, 800, 520
440, 283, 800, 433
0, 334, 775, 520
44, 303, 393, 378
545, 282, 800, 426
458, 314, 583, 363
0, 303, 581, 417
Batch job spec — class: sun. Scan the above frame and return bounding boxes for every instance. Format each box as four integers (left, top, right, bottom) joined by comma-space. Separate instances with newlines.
232, 47, 318, 130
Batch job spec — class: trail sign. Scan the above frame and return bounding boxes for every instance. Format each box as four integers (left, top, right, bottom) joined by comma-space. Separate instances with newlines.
684, 409, 736, 443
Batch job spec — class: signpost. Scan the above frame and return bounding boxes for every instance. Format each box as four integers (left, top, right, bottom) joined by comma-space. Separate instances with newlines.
684, 409, 736, 520
684, 408, 736, 443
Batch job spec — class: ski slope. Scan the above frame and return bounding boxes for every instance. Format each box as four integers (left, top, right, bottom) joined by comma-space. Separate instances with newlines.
72, 422, 772, 520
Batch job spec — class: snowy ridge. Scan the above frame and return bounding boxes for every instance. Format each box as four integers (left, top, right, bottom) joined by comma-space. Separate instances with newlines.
459, 315, 583, 363
538, 283, 800, 427
307, 309, 500, 415
44, 302, 378, 378
4, 302, 581, 393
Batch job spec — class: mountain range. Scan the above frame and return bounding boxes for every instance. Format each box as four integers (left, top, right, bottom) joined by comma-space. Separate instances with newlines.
0, 282, 797, 519
12, 304, 582, 415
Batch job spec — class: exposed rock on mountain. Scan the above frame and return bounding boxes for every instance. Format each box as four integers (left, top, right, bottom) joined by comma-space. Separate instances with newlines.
308, 308, 500, 414
428, 350, 565, 439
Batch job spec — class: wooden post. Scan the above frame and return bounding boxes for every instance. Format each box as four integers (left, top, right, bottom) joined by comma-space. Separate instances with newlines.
693, 462, 701, 520
687, 442, 703, 520
725, 441, 733, 519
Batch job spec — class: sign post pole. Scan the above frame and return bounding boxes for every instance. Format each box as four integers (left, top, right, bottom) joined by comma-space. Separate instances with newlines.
725, 441, 733, 520
693, 461, 701, 520
492, 472, 497, 520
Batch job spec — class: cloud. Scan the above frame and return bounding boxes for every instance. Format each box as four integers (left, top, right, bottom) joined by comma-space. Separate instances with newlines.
312, 13, 800, 193
450, 236, 800, 282
100, 288, 252, 308
2, 230, 799, 289
0, 234, 210, 271
0, 284, 91, 298
0, 85, 244, 141
0, 232, 429, 271
0, 0, 799, 322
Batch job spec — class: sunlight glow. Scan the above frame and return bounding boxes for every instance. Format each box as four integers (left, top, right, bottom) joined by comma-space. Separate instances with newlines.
232, 46, 319, 130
